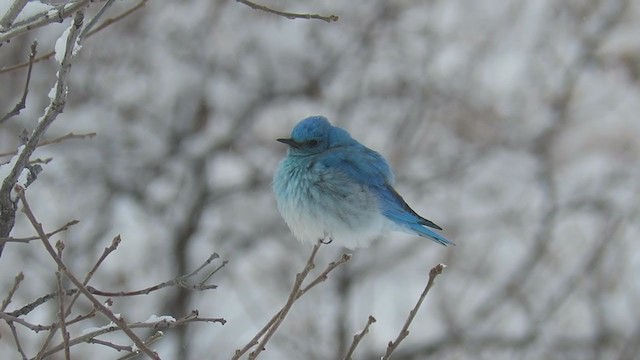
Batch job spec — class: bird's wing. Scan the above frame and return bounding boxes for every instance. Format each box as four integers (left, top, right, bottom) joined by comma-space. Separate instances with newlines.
317, 145, 452, 246
316, 145, 394, 186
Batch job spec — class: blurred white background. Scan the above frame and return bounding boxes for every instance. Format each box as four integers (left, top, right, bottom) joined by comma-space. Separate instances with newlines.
1, 0, 639, 359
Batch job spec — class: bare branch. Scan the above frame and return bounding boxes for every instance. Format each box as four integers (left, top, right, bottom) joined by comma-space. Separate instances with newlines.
0, 220, 79, 244
56, 271, 71, 360
1, 272, 24, 311
15, 185, 159, 360
343, 315, 376, 360
8, 248, 220, 320
0, 0, 148, 74
86, 252, 222, 296
114, 331, 164, 360
0, 311, 50, 332
382, 264, 446, 360
0, 0, 91, 44
0, 133, 97, 161
234, 241, 322, 359
247, 241, 323, 359
80, 0, 116, 40
298, 253, 351, 297
234, 241, 352, 359
7, 320, 28, 360
84, 0, 148, 38
236, 0, 338, 22
0, 0, 28, 30
1, 40, 37, 124
65, 235, 121, 317
0, 10, 85, 257
40, 310, 226, 358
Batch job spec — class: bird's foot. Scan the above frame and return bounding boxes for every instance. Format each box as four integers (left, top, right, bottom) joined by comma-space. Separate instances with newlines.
320, 237, 333, 244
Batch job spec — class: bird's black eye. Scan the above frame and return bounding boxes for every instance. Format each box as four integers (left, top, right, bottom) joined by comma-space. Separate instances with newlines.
308, 139, 319, 146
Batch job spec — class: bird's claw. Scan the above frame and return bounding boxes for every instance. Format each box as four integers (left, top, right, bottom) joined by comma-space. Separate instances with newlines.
320, 237, 333, 244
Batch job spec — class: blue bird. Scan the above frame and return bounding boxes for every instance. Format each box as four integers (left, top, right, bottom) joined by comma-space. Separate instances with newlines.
273, 116, 453, 248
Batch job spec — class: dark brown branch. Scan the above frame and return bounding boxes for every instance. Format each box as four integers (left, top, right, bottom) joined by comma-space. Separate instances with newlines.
56, 270, 71, 360
65, 235, 121, 317
343, 315, 376, 360
88, 337, 133, 352
247, 242, 323, 359
114, 331, 164, 360
1, 40, 37, 124
0, 133, 97, 159
8, 249, 220, 319
86, 252, 221, 296
0, 311, 50, 332
0, 220, 79, 244
236, 0, 338, 22
16, 185, 159, 360
9, 289, 78, 318
0, 10, 85, 258
40, 310, 226, 358
1, 272, 24, 311
84, 0, 148, 38
234, 241, 351, 359
7, 320, 28, 360
234, 241, 322, 359
0, 0, 148, 74
382, 263, 446, 360
0, 0, 91, 44
0, 0, 28, 30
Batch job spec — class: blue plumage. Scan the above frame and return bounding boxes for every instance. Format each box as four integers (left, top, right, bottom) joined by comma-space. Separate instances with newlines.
273, 116, 453, 248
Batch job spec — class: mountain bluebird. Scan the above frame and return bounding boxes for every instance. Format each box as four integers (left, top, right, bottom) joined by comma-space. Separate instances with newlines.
273, 116, 453, 248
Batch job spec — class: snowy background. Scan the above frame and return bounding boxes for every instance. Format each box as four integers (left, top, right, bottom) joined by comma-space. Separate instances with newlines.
1, 0, 639, 359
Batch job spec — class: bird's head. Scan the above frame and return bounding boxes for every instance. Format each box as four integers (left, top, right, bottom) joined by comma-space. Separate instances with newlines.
277, 116, 353, 156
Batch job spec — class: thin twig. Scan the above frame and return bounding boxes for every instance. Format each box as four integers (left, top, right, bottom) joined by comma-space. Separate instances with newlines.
115, 331, 164, 360
0, 0, 148, 74
40, 310, 226, 358
234, 241, 321, 359
1, 272, 24, 311
0, 0, 27, 29
15, 185, 160, 360
0, 311, 50, 332
65, 235, 121, 317
0, 40, 37, 124
201, 259, 228, 283
0, 0, 28, 30
247, 242, 323, 359
0, 133, 97, 159
66, 307, 98, 326
381, 263, 447, 360
236, 0, 338, 22
88, 337, 133, 352
343, 315, 376, 360
234, 241, 351, 359
79, 0, 116, 39
0, 0, 91, 44
0, 10, 84, 258
298, 253, 351, 297
54, 241, 72, 360
56, 270, 71, 360
84, 0, 148, 38
0, 220, 79, 244
7, 320, 28, 360
35, 238, 116, 358
35, 322, 60, 359
88, 252, 221, 296
9, 289, 78, 318
9, 250, 220, 319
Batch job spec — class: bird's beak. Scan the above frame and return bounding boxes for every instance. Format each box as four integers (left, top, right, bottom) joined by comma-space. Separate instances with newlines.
277, 138, 301, 148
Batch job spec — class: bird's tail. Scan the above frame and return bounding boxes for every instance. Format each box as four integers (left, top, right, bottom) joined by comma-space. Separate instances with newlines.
409, 223, 455, 246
